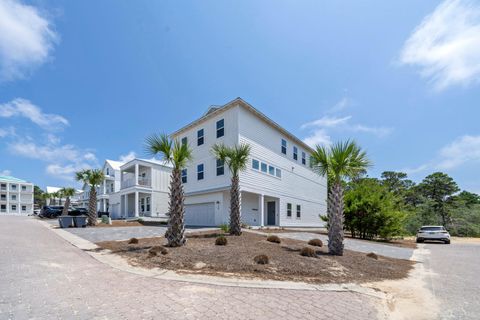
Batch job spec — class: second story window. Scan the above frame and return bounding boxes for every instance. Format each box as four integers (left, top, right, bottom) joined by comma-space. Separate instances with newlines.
287, 203, 292, 217
181, 169, 187, 183
110, 183, 114, 193
11, 194, 16, 201
21, 185, 27, 191
197, 129, 204, 146
216, 119, 224, 138
302, 152, 306, 165
296, 205, 301, 218
252, 159, 259, 170
261, 162, 268, 173
11, 184, 17, 191
216, 159, 225, 176
181, 137, 188, 146
197, 164, 204, 180
0, 184, 6, 190
281, 139, 287, 155
293, 146, 298, 161
106, 168, 110, 176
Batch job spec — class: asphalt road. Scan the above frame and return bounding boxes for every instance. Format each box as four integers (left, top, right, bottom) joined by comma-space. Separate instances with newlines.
421, 241, 480, 320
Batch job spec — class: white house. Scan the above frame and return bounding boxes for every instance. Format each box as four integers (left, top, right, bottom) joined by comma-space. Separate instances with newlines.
171, 98, 327, 227
108, 158, 172, 219
0, 175, 34, 215
46, 186, 83, 206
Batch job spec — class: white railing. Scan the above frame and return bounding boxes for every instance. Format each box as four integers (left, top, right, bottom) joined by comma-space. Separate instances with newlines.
138, 178, 151, 187
121, 178, 151, 189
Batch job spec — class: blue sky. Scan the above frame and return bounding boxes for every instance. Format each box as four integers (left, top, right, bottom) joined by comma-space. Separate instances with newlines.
0, 0, 479, 193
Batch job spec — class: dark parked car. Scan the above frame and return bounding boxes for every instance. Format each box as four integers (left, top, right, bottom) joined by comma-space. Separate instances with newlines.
40, 206, 64, 218
68, 207, 88, 216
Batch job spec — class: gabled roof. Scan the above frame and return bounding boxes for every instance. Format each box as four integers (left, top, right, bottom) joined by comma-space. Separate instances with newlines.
105, 159, 124, 171
120, 158, 173, 169
0, 175, 28, 183
171, 97, 314, 153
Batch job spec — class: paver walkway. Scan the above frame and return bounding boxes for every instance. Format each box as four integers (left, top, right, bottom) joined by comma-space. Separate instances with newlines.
0, 216, 381, 320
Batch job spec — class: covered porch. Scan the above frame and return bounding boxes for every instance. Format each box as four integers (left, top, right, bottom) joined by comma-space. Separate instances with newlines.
241, 191, 279, 227
120, 191, 152, 218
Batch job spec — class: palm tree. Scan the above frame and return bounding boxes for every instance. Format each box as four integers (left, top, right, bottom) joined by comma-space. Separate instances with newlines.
61, 187, 77, 216
146, 133, 193, 247
310, 140, 371, 256
41, 192, 51, 206
211, 143, 251, 236
75, 169, 105, 226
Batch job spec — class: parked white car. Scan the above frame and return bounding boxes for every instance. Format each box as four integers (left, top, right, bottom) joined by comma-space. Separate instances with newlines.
416, 226, 451, 244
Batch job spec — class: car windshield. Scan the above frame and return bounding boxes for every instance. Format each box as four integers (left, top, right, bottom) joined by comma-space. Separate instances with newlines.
420, 227, 444, 231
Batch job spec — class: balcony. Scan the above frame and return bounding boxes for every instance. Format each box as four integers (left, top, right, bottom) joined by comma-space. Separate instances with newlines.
121, 178, 151, 189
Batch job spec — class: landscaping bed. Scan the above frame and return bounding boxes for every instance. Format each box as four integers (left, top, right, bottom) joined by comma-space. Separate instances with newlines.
93, 220, 167, 228
96, 231, 414, 284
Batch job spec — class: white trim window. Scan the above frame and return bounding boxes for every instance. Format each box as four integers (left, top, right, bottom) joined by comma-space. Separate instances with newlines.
293, 146, 298, 161
216, 119, 224, 138
251, 158, 282, 179
146, 197, 151, 212
11, 204, 17, 211
197, 129, 204, 146
21, 185, 27, 191
197, 164, 204, 180
302, 152, 306, 165
252, 159, 259, 170
21, 205, 27, 212
181, 137, 188, 146
281, 139, 287, 155
296, 205, 301, 218
287, 203, 292, 218
216, 159, 224, 176
11, 194, 16, 201
181, 169, 187, 183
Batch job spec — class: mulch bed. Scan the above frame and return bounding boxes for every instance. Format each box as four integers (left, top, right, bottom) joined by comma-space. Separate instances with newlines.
93, 220, 167, 228
96, 231, 414, 284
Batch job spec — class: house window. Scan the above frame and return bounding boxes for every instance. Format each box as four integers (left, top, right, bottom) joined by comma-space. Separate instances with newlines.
216, 119, 224, 138
0, 204, 5, 211
11, 184, 17, 190
181, 169, 187, 183
302, 152, 306, 165
287, 203, 292, 217
11, 194, 16, 201
197, 164, 204, 180
296, 205, 301, 218
276, 168, 282, 178
21, 185, 27, 191
0, 194, 5, 200
268, 165, 275, 175
146, 197, 150, 211
293, 147, 298, 161
11, 205, 16, 211
281, 139, 287, 155
252, 159, 259, 170
21, 205, 27, 211
261, 162, 268, 173
110, 183, 114, 193
197, 129, 204, 146
216, 159, 224, 176
0, 184, 6, 190
181, 137, 188, 146
106, 168, 110, 176
141, 198, 145, 212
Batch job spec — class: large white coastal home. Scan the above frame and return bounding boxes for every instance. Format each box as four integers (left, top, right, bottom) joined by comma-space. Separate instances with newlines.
108, 158, 172, 219
171, 98, 327, 227
0, 175, 34, 215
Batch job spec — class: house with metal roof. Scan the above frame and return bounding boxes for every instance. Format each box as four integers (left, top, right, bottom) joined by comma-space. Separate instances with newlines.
0, 175, 34, 215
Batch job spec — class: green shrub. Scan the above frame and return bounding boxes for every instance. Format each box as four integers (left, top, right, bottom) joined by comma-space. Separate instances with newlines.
300, 247, 316, 257
308, 238, 323, 247
219, 224, 229, 233
266, 235, 281, 243
128, 237, 139, 244
149, 246, 168, 256
215, 236, 228, 246
254, 254, 269, 264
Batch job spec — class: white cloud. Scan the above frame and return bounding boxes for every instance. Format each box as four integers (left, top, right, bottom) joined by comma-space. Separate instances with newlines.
400, 0, 480, 90
0, 0, 58, 81
326, 97, 353, 114
0, 169, 12, 176
301, 115, 352, 129
401, 134, 480, 174
119, 151, 136, 163
0, 126, 15, 138
46, 163, 92, 181
351, 124, 393, 138
303, 129, 332, 148
0, 99, 68, 129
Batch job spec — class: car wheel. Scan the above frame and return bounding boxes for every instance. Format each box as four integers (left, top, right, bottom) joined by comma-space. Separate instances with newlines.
444, 240, 450, 244
416, 238, 424, 243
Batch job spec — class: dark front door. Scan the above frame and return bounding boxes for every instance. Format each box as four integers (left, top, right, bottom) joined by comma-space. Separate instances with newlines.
267, 201, 276, 225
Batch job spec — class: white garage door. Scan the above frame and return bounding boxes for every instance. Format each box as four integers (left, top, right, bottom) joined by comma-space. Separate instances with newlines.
185, 202, 215, 226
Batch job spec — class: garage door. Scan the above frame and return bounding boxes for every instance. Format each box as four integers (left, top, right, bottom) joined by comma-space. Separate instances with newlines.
184, 202, 215, 226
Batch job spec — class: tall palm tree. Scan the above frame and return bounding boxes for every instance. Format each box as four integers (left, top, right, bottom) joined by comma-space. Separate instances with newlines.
146, 133, 193, 247
41, 192, 51, 206
61, 187, 77, 216
310, 140, 371, 256
211, 143, 251, 236
75, 169, 105, 226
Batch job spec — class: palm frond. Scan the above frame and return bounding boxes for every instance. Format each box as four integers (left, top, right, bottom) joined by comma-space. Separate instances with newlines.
211, 143, 251, 176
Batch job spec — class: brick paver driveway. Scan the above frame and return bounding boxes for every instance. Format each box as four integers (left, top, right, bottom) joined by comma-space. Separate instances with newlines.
0, 216, 380, 320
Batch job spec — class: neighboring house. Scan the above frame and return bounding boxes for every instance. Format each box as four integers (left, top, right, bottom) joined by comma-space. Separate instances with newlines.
108, 158, 172, 219
0, 175, 34, 215
46, 186, 82, 206
171, 98, 327, 227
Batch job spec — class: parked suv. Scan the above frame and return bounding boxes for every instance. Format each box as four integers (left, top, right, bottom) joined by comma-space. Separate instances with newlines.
416, 226, 451, 244
39, 206, 64, 218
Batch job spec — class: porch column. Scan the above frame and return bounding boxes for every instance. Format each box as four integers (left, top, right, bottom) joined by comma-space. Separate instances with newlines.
259, 194, 264, 227
134, 191, 139, 217
135, 163, 139, 186
124, 195, 128, 218
103, 200, 107, 212
103, 181, 106, 195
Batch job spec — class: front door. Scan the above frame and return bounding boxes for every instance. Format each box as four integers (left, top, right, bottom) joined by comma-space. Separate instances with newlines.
267, 201, 276, 225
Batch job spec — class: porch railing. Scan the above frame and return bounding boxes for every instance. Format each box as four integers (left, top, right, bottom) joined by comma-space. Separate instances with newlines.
121, 178, 151, 189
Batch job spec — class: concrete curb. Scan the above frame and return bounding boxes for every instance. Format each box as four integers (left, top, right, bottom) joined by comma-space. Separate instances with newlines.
37, 219, 386, 299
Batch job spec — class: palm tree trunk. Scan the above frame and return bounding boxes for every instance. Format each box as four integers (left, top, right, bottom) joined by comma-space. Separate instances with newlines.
88, 188, 97, 226
328, 181, 344, 255
166, 168, 186, 247
229, 175, 242, 236
62, 197, 70, 216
